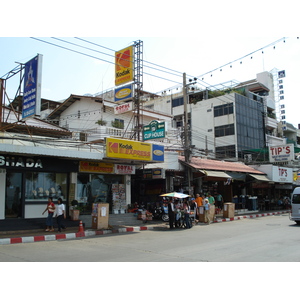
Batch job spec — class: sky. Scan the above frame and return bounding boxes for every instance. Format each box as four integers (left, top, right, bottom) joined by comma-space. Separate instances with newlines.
1, 2, 299, 130
1, 36, 299, 128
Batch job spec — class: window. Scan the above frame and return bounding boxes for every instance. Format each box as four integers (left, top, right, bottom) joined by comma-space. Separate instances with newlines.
292, 194, 300, 204
216, 145, 236, 159
25, 172, 67, 202
214, 103, 233, 117
215, 124, 234, 137
172, 97, 183, 108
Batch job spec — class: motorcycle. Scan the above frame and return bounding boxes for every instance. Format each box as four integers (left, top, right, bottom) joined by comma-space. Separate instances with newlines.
152, 206, 169, 222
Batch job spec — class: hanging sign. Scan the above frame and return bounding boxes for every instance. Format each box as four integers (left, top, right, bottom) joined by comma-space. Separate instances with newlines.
143, 120, 165, 141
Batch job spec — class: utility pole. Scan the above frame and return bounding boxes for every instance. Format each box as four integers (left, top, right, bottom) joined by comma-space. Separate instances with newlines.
183, 73, 190, 163
183, 73, 198, 194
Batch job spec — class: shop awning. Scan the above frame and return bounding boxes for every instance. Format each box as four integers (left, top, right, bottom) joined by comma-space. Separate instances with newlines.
249, 174, 271, 182
199, 170, 232, 179
226, 172, 246, 181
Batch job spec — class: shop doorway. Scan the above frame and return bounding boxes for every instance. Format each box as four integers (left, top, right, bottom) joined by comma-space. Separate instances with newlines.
5, 172, 23, 218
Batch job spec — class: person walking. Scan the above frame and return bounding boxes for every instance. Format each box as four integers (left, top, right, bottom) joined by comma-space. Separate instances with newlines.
54, 198, 67, 232
183, 200, 191, 229
168, 198, 175, 229
195, 193, 203, 220
216, 193, 223, 210
42, 197, 56, 232
204, 198, 211, 225
207, 193, 215, 205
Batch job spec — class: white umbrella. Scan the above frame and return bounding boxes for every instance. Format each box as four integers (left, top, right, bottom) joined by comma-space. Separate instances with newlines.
160, 192, 190, 198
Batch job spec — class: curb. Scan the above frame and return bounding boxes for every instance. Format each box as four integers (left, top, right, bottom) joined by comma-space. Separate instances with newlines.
0, 226, 154, 245
0, 211, 290, 245
214, 210, 290, 223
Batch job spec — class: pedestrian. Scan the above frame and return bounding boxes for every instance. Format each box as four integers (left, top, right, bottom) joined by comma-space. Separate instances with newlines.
195, 193, 203, 219
54, 198, 67, 232
168, 198, 175, 229
204, 198, 211, 225
190, 198, 197, 223
216, 193, 223, 210
183, 200, 191, 229
174, 199, 181, 228
42, 197, 56, 232
208, 193, 215, 205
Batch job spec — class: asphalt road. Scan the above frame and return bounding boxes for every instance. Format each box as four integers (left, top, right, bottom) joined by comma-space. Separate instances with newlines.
0, 213, 298, 262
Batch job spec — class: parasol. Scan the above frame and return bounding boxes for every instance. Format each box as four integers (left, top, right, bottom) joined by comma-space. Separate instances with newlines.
160, 192, 190, 198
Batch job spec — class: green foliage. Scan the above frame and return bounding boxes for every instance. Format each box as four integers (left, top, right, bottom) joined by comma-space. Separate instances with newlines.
95, 119, 107, 126
111, 120, 124, 129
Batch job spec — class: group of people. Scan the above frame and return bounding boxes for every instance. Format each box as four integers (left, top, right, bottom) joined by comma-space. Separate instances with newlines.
42, 197, 67, 232
167, 192, 223, 229
167, 198, 193, 229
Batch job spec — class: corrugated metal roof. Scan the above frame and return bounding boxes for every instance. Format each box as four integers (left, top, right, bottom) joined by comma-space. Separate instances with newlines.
179, 156, 264, 174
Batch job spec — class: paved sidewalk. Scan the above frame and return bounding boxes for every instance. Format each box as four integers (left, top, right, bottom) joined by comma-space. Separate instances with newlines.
0, 210, 291, 245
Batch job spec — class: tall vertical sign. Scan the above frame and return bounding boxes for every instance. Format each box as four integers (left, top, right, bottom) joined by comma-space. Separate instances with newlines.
115, 46, 134, 86
278, 70, 286, 130
22, 54, 43, 119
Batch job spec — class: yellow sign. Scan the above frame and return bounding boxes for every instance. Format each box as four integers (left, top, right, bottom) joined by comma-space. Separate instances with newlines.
115, 46, 134, 86
79, 161, 114, 173
106, 137, 152, 161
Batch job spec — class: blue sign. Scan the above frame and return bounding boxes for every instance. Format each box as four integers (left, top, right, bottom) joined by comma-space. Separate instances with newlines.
22, 55, 42, 119
114, 84, 133, 102
152, 144, 164, 162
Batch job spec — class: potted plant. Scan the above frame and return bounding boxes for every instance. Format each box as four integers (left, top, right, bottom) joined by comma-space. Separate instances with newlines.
95, 119, 107, 126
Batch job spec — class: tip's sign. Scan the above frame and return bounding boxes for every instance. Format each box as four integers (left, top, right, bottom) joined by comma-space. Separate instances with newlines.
269, 144, 294, 162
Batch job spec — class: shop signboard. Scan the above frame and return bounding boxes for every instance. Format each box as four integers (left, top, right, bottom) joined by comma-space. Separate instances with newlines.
79, 161, 114, 173
114, 101, 133, 114
105, 137, 164, 162
256, 164, 293, 183
143, 120, 165, 141
115, 46, 134, 86
114, 84, 133, 102
114, 164, 136, 174
106, 137, 152, 161
268, 144, 294, 163
22, 54, 43, 119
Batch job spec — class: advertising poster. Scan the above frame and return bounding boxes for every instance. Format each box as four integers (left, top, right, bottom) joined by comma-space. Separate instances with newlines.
106, 137, 152, 161
115, 46, 134, 86
22, 54, 42, 119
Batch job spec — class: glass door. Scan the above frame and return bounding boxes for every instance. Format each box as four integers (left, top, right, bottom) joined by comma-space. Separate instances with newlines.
5, 172, 23, 218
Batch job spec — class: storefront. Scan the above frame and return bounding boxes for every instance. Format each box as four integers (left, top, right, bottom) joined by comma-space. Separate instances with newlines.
252, 164, 294, 203
76, 161, 134, 214
0, 155, 77, 219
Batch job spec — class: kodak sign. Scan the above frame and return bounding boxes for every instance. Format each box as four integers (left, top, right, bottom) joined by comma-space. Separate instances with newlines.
106, 137, 152, 161
115, 46, 134, 86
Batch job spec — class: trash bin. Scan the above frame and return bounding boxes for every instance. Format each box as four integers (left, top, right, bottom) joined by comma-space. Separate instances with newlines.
223, 202, 235, 218
91, 203, 109, 230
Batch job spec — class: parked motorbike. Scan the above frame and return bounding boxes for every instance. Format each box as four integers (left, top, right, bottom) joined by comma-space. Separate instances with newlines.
152, 206, 169, 222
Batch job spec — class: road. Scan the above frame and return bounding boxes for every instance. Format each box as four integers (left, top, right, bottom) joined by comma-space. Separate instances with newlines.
0, 213, 299, 262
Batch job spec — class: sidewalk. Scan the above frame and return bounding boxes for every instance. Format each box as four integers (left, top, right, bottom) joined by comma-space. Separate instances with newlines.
0, 210, 291, 245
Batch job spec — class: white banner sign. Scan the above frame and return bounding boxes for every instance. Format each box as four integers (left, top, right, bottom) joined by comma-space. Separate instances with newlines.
269, 144, 294, 162
114, 101, 133, 114
114, 164, 136, 174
